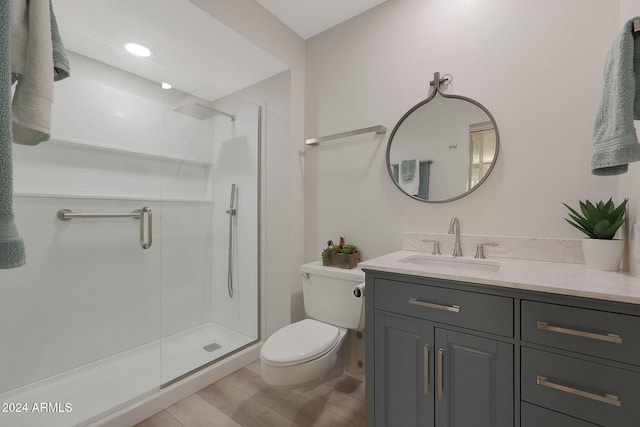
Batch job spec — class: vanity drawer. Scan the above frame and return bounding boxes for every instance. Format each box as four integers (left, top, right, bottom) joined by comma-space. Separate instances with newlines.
521, 347, 640, 426
521, 402, 600, 427
521, 300, 640, 366
374, 278, 513, 337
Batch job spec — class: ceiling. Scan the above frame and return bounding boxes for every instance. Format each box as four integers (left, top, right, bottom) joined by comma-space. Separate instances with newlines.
53, 0, 387, 101
255, 0, 389, 39
55, 0, 288, 101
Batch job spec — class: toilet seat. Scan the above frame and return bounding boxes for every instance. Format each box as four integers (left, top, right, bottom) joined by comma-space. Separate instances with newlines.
261, 319, 343, 367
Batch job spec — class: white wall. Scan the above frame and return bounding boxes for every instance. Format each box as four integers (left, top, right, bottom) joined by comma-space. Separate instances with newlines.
305, 0, 622, 262
618, 1, 640, 274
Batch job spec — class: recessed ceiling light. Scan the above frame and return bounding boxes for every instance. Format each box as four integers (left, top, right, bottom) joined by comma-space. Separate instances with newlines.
161, 82, 172, 90
124, 42, 151, 57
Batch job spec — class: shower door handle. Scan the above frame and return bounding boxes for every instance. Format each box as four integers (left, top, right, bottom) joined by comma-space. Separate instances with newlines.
136, 207, 152, 249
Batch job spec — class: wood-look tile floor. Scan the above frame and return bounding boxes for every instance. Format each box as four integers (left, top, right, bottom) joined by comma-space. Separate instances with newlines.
134, 360, 366, 427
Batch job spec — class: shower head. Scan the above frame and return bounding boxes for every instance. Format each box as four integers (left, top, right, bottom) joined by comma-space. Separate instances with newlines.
173, 102, 236, 121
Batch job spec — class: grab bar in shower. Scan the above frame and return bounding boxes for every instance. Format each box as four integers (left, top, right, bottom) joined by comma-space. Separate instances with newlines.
57, 207, 153, 250
57, 210, 141, 220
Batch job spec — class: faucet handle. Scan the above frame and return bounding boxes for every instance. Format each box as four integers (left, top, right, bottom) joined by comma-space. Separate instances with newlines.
475, 242, 498, 259
422, 239, 441, 255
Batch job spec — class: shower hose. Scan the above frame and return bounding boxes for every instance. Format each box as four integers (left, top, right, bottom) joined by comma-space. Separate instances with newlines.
226, 184, 237, 298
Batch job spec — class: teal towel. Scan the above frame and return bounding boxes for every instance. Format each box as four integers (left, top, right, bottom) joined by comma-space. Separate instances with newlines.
400, 159, 416, 181
49, 0, 69, 81
11, 0, 55, 145
0, 0, 26, 268
591, 17, 640, 175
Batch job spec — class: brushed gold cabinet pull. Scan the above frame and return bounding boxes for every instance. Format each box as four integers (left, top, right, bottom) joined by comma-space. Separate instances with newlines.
437, 348, 444, 400
423, 345, 431, 394
409, 298, 460, 313
536, 375, 621, 407
537, 321, 622, 344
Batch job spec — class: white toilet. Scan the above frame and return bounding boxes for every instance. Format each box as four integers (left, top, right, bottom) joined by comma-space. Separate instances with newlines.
260, 261, 365, 388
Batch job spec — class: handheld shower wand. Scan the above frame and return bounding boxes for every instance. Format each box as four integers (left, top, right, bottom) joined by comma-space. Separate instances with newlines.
226, 184, 237, 298
226, 184, 237, 216
227, 184, 237, 298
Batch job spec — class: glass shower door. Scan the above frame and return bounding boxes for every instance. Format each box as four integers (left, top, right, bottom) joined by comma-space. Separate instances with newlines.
159, 96, 260, 385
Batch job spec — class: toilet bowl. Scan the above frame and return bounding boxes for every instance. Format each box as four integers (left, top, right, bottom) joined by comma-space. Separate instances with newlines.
260, 261, 365, 388
261, 319, 348, 387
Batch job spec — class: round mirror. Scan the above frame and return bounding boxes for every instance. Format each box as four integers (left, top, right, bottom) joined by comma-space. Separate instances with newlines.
386, 76, 499, 202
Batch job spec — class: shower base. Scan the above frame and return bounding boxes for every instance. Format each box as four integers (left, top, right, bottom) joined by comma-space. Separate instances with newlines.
160, 322, 255, 384
0, 322, 254, 427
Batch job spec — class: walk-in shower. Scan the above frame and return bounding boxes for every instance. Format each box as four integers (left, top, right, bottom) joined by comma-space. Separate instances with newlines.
0, 0, 287, 425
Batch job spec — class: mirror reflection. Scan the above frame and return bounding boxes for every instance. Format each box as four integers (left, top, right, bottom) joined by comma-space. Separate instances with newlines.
386, 82, 499, 203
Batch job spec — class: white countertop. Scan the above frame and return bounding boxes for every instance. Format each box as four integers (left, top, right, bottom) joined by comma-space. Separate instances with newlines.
359, 250, 640, 305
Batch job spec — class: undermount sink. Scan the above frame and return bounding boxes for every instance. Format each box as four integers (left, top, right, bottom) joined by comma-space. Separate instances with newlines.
399, 254, 500, 272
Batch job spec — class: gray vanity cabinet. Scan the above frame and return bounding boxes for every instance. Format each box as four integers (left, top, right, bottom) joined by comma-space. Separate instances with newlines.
365, 270, 640, 427
368, 275, 514, 427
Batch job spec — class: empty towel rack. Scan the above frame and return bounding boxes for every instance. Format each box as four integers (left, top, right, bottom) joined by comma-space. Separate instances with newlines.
57, 207, 153, 249
305, 125, 387, 146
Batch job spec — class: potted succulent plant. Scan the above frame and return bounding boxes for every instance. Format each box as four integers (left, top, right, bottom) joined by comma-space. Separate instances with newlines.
563, 198, 628, 271
322, 236, 360, 269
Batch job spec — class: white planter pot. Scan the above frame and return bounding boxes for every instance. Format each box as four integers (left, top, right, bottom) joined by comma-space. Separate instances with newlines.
581, 238, 624, 271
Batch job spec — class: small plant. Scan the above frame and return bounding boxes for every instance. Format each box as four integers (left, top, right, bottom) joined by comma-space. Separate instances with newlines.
322, 236, 359, 264
563, 198, 628, 240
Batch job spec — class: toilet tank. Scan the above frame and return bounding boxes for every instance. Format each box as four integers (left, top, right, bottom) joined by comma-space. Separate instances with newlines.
300, 261, 365, 330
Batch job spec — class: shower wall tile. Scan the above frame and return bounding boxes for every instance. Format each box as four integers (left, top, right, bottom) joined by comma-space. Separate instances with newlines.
51, 52, 215, 161
0, 197, 163, 394
18, 51, 217, 201
52, 76, 162, 155
160, 202, 214, 337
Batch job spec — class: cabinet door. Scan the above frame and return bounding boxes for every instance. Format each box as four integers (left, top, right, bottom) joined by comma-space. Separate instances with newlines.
374, 313, 434, 427
435, 329, 513, 427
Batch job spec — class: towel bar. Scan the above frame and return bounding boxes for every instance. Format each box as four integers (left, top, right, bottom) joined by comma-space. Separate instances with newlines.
305, 125, 386, 146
